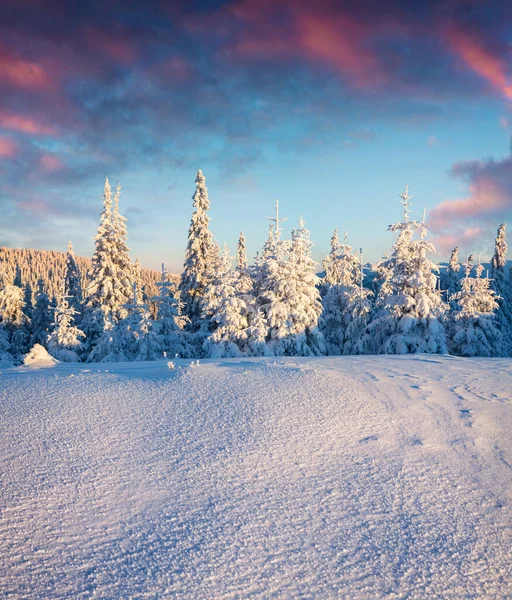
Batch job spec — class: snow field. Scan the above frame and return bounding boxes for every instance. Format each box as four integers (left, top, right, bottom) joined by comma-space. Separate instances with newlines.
1, 356, 511, 598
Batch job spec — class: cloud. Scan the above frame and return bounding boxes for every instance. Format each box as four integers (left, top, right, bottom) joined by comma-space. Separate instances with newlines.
430, 155, 512, 253
0, 135, 17, 158
0, 109, 57, 135
447, 27, 512, 101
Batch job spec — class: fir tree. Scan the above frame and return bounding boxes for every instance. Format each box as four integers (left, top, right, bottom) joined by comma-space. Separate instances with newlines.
321, 237, 373, 355
64, 241, 83, 323
30, 279, 52, 346
443, 246, 461, 309
362, 186, 447, 354
13, 265, 23, 288
47, 293, 85, 362
489, 223, 512, 355
179, 170, 218, 330
449, 256, 501, 356
322, 229, 342, 291
152, 265, 191, 358
262, 215, 325, 356
203, 246, 249, 358
83, 178, 133, 353
23, 282, 33, 320
133, 257, 143, 305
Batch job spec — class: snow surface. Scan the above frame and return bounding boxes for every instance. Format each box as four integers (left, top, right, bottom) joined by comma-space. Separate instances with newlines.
1, 356, 511, 598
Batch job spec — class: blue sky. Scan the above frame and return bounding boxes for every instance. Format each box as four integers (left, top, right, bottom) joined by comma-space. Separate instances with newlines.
1, 0, 511, 271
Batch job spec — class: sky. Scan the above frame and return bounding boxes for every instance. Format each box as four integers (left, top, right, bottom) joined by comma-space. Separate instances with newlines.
0, 0, 511, 272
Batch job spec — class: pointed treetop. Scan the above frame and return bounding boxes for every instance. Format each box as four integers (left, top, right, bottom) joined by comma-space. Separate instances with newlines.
399, 184, 412, 223
344, 231, 348, 244
267, 199, 288, 239
331, 229, 339, 250
298, 215, 305, 229
67, 240, 74, 254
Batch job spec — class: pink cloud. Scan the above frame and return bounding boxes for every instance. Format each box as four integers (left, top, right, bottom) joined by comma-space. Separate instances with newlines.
430, 155, 512, 254
447, 27, 512, 101
39, 153, 63, 171
0, 110, 57, 135
0, 136, 17, 158
432, 226, 483, 255
0, 44, 52, 90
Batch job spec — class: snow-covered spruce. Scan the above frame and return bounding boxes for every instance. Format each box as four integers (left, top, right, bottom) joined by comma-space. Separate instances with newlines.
489, 223, 512, 355
83, 179, 133, 353
179, 170, 219, 331
261, 217, 325, 356
64, 241, 83, 323
202, 246, 250, 358
362, 186, 447, 354
47, 293, 85, 362
448, 256, 502, 357
30, 279, 53, 347
152, 265, 191, 358
321, 234, 372, 355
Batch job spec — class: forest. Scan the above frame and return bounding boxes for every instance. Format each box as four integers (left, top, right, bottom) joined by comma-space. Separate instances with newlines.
0, 171, 510, 365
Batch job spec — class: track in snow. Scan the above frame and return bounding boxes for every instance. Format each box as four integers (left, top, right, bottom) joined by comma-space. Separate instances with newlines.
1, 356, 511, 598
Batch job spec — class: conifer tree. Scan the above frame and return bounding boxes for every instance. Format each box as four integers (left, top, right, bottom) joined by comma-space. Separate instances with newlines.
83, 178, 133, 353
449, 256, 501, 356
47, 293, 85, 362
179, 170, 218, 330
203, 247, 249, 358
262, 215, 325, 356
321, 237, 373, 354
23, 282, 33, 321
489, 223, 512, 355
13, 265, 23, 288
64, 241, 83, 323
133, 257, 143, 304
442, 246, 461, 309
322, 229, 342, 290
362, 186, 447, 354
152, 265, 191, 358
111, 183, 134, 316
30, 279, 52, 347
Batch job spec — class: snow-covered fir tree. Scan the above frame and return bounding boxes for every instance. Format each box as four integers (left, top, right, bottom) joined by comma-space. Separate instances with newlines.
47, 292, 85, 362
202, 246, 249, 358
111, 183, 134, 314
133, 257, 143, 305
321, 236, 373, 354
362, 186, 447, 354
443, 246, 461, 308
64, 241, 83, 323
30, 279, 52, 346
13, 265, 23, 288
0, 323, 13, 367
179, 170, 218, 331
489, 223, 512, 355
236, 232, 253, 295
90, 285, 160, 362
260, 213, 325, 356
0, 277, 30, 360
152, 265, 191, 358
83, 178, 133, 353
322, 229, 342, 290
23, 282, 33, 321
448, 256, 501, 357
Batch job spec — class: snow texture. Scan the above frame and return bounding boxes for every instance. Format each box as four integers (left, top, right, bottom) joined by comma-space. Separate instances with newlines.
1, 356, 511, 598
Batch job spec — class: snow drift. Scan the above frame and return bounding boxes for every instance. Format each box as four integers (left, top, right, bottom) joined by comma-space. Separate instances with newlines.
1, 356, 511, 598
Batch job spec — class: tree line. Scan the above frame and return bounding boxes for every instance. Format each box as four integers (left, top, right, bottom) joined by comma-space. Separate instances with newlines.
0, 171, 510, 365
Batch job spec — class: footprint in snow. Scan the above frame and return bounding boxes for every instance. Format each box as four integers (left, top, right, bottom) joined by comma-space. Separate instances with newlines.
359, 434, 379, 444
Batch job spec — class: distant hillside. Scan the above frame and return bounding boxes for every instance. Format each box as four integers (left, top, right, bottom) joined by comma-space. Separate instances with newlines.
0, 247, 177, 301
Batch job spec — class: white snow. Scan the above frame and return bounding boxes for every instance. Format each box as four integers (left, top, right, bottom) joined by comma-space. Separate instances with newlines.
1, 356, 511, 598
22, 343, 59, 366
